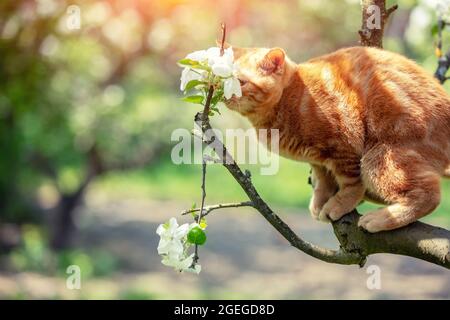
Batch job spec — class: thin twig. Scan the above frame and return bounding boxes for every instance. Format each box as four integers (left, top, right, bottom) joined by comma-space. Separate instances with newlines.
192, 23, 228, 265
193, 159, 207, 263
182, 201, 255, 217
220, 23, 227, 56
198, 160, 207, 223
386, 4, 398, 18
434, 18, 450, 84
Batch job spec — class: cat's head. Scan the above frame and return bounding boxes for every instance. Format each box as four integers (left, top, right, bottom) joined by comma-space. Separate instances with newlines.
224, 44, 294, 116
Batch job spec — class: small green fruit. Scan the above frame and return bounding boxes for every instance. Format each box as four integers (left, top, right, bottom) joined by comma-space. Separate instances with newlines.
187, 227, 207, 245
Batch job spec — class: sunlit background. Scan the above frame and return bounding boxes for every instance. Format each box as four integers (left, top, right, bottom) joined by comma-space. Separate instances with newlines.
0, 0, 449, 299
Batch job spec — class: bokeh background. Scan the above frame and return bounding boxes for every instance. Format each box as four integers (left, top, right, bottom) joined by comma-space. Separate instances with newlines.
0, 0, 449, 299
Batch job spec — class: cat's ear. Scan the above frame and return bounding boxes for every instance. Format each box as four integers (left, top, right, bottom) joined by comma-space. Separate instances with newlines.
260, 48, 285, 74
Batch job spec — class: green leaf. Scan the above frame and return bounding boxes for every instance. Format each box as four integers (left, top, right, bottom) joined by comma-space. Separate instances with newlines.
431, 24, 439, 36
190, 64, 210, 71
178, 58, 199, 66
210, 106, 221, 115
182, 95, 204, 104
211, 91, 224, 106
184, 80, 205, 92
199, 218, 207, 229
178, 59, 210, 71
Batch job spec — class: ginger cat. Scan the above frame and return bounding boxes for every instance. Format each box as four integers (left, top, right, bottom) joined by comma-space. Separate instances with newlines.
224, 44, 450, 233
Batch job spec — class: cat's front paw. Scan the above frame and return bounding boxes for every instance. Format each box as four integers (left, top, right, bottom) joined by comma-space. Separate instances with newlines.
309, 193, 330, 221
308, 198, 322, 221
318, 200, 352, 222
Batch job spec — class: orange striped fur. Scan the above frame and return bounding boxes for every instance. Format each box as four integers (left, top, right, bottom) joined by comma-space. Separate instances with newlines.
226, 45, 450, 232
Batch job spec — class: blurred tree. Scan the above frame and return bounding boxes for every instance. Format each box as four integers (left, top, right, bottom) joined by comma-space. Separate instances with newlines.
0, 0, 182, 249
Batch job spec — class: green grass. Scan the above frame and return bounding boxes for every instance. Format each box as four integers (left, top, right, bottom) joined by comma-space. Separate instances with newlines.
94, 158, 450, 226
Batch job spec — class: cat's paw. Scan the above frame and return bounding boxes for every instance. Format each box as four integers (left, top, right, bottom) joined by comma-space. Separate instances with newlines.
309, 193, 331, 221
318, 200, 352, 222
308, 197, 321, 220
309, 205, 321, 220
358, 209, 398, 233
317, 203, 334, 222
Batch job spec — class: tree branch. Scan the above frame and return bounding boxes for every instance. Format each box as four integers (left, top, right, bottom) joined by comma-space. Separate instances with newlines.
434, 18, 450, 84
386, 4, 399, 18
332, 212, 450, 268
196, 110, 450, 269
195, 112, 365, 266
359, 0, 397, 47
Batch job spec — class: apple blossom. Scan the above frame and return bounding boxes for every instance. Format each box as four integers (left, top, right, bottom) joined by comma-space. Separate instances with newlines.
180, 67, 204, 91
178, 46, 242, 114
224, 77, 242, 99
156, 217, 189, 256
156, 218, 206, 274
161, 253, 196, 273
163, 44, 241, 276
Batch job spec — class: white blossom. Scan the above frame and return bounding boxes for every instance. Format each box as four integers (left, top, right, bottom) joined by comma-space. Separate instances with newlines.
156, 217, 189, 255
179, 46, 242, 100
208, 47, 235, 77
156, 218, 202, 274
186, 49, 209, 62
437, 0, 450, 20
184, 263, 202, 274
161, 253, 194, 272
180, 67, 204, 91
224, 77, 242, 99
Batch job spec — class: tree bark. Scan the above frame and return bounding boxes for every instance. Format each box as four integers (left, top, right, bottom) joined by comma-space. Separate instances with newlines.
332, 212, 450, 268
359, 0, 397, 47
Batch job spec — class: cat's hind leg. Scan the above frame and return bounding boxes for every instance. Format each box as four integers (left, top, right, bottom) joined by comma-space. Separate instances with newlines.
358, 144, 441, 232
